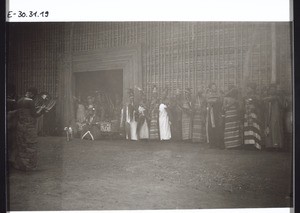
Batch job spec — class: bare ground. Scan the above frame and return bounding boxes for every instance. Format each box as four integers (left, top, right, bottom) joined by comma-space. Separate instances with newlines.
8, 137, 293, 210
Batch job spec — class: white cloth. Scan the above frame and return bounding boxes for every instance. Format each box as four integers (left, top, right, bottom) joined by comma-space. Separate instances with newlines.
138, 106, 149, 139
159, 103, 171, 140
126, 105, 138, 140
139, 120, 149, 139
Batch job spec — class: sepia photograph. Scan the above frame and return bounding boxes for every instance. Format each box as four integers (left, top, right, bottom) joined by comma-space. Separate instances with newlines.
6, 21, 293, 211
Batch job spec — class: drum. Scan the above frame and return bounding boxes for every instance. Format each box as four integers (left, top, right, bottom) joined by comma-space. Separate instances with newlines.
34, 92, 57, 113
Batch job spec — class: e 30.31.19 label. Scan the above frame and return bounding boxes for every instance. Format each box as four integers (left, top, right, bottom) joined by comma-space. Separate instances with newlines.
7, 11, 49, 18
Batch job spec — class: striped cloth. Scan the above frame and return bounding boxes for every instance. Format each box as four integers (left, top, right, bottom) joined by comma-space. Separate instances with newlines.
192, 106, 206, 143
243, 98, 262, 150
182, 101, 192, 140
224, 105, 241, 149
149, 106, 159, 140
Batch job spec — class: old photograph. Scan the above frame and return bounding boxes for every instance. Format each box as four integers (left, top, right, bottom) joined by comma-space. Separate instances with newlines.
6, 22, 293, 210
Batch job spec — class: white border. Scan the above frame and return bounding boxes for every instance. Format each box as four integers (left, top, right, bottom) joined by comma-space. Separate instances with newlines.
6, 0, 291, 22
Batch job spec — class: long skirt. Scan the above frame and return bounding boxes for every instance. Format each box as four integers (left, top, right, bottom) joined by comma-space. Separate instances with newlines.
207, 107, 224, 149
159, 114, 171, 141
149, 113, 159, 140
14, 122, 38, 171
224, 107, 242, 149
265, 102, 284, 149
139, 120, 149, 139
192, 110, 205, 143
244, 113, 262, 150
130, 121, 138, 140
182, 112, 192, 140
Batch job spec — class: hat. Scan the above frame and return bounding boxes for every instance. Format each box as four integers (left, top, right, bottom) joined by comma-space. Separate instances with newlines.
152, 85, 158, 93
88, 105, 95, 111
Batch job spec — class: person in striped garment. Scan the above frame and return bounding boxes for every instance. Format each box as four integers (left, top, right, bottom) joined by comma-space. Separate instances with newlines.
192, 91, 206, 143
181, 88, 193, 142
243, 83, 262, 150
137, 96, 150, 140
205, 83, 224, 149
149, 85, 160, 140
170, 90, 183, 142
263, 84, 284, 149
223, 86, 242, 149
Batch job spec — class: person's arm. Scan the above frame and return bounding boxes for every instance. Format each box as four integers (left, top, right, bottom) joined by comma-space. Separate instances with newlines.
29, 100, 45, 118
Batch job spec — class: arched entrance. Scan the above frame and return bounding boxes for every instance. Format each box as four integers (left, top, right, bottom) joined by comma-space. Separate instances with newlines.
57, 44, 142, 128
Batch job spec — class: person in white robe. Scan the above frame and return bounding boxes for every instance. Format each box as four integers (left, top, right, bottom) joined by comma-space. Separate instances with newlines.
137, 100, 150, 140
120, 89, 138, 140
159, 100, 171, 141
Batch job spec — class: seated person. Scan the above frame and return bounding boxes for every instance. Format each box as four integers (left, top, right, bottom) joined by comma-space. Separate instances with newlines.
81, 107, 101, 140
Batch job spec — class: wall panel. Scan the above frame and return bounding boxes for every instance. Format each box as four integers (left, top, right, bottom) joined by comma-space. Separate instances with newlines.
7, 22, 292, 100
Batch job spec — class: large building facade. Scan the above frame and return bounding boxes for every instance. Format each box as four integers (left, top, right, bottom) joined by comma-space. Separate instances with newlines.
6, 22, 293, 128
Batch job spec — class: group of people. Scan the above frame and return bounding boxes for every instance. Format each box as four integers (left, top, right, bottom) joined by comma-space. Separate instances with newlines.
6, 82, 292, 171
73, 91, 123, 140
120, 83, 293, 151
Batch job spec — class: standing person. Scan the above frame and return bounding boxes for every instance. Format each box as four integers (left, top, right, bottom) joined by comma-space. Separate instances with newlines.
192, 91, 206, 143
120, 89, 138, 141
112, 94, 123, 134
205, 83, 224, 149
7, 84, 18, 165
170, 89, 182, 142
159, 98, 171, 141
137, 96, 150, 140
75, 96, 86, 138
243, 83, 262, 150
181, 88, 193, 142
14, 87, 46, 171
263, 84, 284, 149
223, 86, 242, 149
149, 86, 160, 140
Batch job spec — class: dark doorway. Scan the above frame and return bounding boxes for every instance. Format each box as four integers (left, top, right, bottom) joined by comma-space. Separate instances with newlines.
74, 69, 123, 102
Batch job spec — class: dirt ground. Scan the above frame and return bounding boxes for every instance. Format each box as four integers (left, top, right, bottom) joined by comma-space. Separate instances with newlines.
7, 137, 293, 211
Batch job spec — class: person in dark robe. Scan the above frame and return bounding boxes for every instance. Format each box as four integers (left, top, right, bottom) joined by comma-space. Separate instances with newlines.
192, 91, 206, 143
81, 107, 101, 140
181, 88, 193, 142
7, 84, 18, 166
263, 84, 284, 149
170, 89, 182, 142
205, 83, 224, 149
243, 83, 262, 150
14, 87, 46, 171
223, 86, 242, 149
